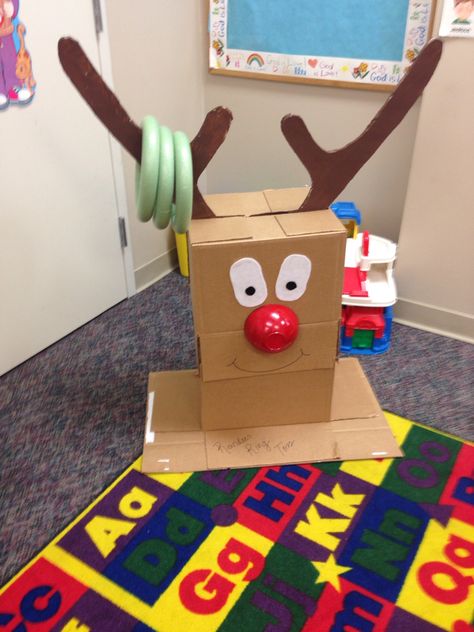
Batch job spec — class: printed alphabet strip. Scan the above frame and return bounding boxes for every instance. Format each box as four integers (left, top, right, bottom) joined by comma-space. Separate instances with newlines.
0, 413, 473, 631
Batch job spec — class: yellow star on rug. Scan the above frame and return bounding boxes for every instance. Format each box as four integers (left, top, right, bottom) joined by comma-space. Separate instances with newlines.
312, 554, 352, 591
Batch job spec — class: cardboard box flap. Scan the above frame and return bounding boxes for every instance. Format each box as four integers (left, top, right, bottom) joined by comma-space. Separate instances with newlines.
141, 439, 207, 473
204, 191, 270, 217
144, 411, 401, 473
245, 215, 286, 240
330, 358, 380, 421
205, 412, 401, 469
190, 216, 253, 244
263, 187, 310, 212
205, 423, 335, 469
148, 371, 201, 432
332, 426, 402, 461
276, 209, 345, 236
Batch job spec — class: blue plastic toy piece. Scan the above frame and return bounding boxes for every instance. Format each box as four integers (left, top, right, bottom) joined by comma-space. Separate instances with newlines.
330, 201, 362, 226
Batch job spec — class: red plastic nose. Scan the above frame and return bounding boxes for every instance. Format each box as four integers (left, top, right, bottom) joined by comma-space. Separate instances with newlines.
244, 304, 299, 353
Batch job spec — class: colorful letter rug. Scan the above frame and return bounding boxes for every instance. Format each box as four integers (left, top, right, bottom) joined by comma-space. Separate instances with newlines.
1, 413, 473, 631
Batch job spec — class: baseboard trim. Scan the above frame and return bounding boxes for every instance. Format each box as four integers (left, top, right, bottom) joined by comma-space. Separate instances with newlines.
135, 249, 178, 292
394, 298, 474, 343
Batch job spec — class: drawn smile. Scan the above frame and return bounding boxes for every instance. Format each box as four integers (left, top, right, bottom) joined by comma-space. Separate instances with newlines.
228, 349, 310, 374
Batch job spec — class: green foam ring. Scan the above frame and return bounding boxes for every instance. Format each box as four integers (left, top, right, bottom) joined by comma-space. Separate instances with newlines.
152, 125, 174, 229
135, 116, 160, 222
171, 131, 193, 234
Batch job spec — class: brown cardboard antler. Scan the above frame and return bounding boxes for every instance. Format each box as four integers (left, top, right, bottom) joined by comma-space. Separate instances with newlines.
57, 37, 232, 220
190, 107, 233, 219
281, 39, 443, 211
58, 37, 442, 219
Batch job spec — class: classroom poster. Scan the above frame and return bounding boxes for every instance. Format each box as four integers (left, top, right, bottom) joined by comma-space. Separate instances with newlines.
0, 0, 36, 110
439, 0, 474, 36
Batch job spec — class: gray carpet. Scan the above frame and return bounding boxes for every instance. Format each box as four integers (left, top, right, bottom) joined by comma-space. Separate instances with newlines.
0, 270, 473, 586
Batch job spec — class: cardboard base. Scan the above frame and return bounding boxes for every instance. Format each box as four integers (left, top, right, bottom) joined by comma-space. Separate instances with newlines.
141, 358, 403, 473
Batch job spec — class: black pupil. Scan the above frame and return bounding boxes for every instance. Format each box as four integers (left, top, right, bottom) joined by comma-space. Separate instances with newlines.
245, 286, 256, 296
286, 281, 297, 291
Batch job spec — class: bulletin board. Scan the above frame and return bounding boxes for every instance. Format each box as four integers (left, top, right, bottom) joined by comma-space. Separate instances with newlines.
209, 0, 437, 91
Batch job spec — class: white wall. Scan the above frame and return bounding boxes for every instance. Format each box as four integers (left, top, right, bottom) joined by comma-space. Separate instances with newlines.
105, 0, 208, 289
395, 6, 474, 341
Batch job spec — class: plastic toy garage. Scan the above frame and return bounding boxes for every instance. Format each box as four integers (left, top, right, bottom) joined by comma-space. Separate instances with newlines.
331, 202, 397, 355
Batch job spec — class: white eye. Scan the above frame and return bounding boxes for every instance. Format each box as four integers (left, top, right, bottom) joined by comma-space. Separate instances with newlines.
229, 258, 268, 307
275, 254, 312, 301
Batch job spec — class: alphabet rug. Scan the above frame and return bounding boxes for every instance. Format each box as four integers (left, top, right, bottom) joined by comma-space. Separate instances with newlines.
0, 413, 473, 631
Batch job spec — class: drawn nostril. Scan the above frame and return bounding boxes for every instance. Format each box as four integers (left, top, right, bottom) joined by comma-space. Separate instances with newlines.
244, 304, 299, 353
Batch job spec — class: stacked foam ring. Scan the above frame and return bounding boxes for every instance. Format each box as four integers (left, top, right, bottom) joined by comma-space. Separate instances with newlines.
135, 116, 193, 234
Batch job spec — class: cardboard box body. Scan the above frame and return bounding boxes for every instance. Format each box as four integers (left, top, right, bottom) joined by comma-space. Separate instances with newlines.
141, 188, 403, 473
189, 189, 346, 430
201, 367, 335, 430
198, 321, 339, 382
189, 207, 346, 335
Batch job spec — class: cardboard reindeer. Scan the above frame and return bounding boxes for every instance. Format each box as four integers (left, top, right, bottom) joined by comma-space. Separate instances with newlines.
58, 38, 442, 473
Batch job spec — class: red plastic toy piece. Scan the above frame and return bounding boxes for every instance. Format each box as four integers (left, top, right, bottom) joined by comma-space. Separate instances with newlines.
245, 304, 299, 353
344, 306, 386, 338
343, 268, 368, 297
362, 230, 370, 256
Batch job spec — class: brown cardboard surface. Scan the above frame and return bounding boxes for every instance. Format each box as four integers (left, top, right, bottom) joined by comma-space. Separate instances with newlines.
331, 358, 381, 420
190, 230, 346, 334
263, 187, 309, 212
142, 441, 207, 473
190, 216, 252, 245
204, 188, 319, 218
242, 215, 287, 241
205, 423, 334, 469
190, 215, 287, 244
141, 358, 402, 474
146, 371, 201, 431
201, 367, 335, 430
198, 321, 339, 382
205, 191, 270, 217
276, 209, 345, 236
204, 421, 396, 469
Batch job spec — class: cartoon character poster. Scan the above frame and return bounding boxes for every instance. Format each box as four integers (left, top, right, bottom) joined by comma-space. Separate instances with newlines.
0, 0, 35, 110
439, 0, 474, 37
